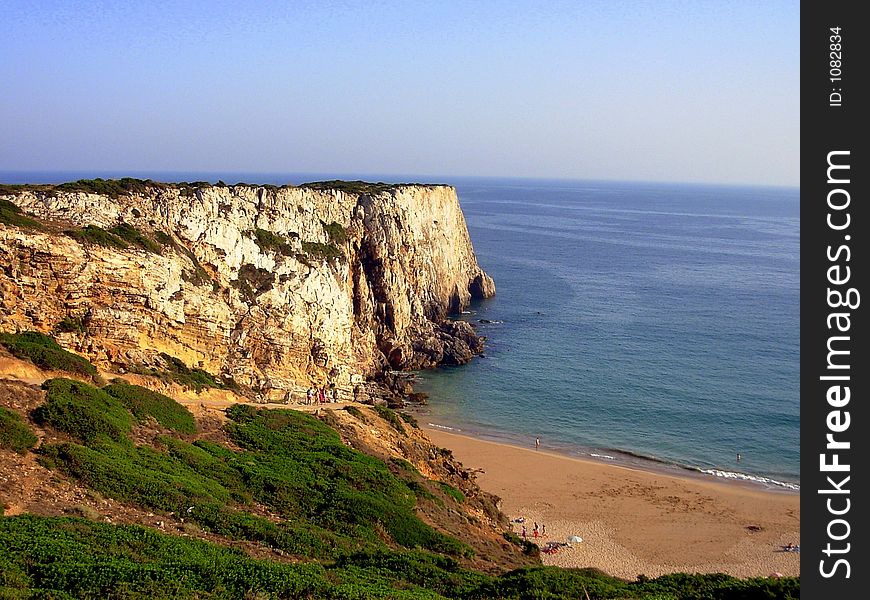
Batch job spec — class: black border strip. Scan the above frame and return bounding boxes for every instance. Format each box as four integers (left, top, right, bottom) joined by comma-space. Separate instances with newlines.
801, 3, 867, 597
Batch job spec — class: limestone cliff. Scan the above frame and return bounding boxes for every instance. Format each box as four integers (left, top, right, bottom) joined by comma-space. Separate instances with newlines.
0, 182, 495, 401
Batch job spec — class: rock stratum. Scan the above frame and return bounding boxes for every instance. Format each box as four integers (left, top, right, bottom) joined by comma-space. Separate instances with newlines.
0, 181, 495, 401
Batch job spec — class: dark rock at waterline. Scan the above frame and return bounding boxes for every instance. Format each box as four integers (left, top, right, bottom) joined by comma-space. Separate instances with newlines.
388, 320, 486, 369
469, 272, 496, 299
407, 391, 428, 404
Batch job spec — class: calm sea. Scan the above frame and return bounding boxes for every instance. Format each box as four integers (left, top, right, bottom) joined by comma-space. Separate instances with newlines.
1, 172, 800, 489
413, 179, 800, 491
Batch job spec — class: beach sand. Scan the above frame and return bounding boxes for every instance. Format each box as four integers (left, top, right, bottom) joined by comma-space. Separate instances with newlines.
424, 428, 800, 580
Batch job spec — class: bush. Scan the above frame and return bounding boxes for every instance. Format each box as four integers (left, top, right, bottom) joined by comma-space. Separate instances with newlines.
300, 241, 343, 262
232, 263, 275, 303
373, 405, 406, 435
33, 378, 132, 444
399, 411, 420, 429
55, 178, 153, 199
300, 180, 414, 195
53, 314, 87, 334
0, 198, 43, 229
437, 482, 465, 504
322, 220, 348, 244
0, 407, 38, 454
130, 353, 230, 392
107, 222, 162, 253
104, 381, 196, 434
64, 225, 128, 249
0, 331, 97, 377
251, 228, 293, 256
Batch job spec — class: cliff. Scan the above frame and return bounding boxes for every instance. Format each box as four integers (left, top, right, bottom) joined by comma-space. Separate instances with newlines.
0, 181, 495, 401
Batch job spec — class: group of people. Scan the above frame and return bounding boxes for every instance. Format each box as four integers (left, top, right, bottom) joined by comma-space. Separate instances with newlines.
515, 518, 546, 540
306, 385, 338, 405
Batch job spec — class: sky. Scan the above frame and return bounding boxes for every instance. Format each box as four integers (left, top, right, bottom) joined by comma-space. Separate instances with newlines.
0, 1, 799, 186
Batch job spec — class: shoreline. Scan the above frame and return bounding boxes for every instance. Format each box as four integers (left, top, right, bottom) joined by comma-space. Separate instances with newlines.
423, 425, 800, 580
419, 415, 799, 494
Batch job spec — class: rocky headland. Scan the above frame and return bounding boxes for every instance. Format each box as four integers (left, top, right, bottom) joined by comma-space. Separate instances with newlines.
1, 180, 495, 403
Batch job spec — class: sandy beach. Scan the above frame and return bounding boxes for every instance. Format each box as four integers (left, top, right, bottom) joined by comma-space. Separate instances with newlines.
424, 427, 799, 580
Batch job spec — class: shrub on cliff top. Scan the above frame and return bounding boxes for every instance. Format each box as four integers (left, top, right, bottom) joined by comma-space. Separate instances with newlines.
55, 178, 154, 199
0, 331, 97, 377
104, 381, 196, 434
0, 407, 38, 454
33, 378, 132, 444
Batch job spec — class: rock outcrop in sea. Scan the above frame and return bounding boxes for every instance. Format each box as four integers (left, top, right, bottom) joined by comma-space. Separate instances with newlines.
0, 181, 495, 401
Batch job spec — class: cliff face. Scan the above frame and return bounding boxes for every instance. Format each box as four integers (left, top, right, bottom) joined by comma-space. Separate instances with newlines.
0, 183, 494, 400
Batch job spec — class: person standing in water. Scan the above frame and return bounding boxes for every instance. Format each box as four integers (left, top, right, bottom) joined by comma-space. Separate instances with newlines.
535, 437, 540, 450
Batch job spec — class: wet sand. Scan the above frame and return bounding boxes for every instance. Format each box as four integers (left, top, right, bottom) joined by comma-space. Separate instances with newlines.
424, 427, 800, 580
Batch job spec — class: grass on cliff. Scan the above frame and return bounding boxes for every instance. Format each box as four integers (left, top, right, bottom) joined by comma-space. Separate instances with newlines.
250, 227, 295, 256
7, 377, 800, 598
0, 515, 799, 599
0, 407, 38, 454
64, 222, 162, 253
34, 385, 471, 560
104, 380, 197, 434
0, 331, 97, 378
0, 198, 43, 229
131, 353, 236, 393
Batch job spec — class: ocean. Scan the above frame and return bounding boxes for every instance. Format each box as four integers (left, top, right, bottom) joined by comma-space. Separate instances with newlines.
1, 172, 800, 489
414, 178, 800, 490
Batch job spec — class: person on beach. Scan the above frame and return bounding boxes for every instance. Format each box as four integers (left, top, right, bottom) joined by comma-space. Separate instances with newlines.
535, 437, 540, 450
533, 523, 539, 538
521, 525, 527, 539
306, 387, 315, 405
542, 523, 546, 537
319, 387, 327, 404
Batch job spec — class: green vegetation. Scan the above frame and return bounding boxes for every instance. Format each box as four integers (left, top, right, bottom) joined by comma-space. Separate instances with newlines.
53, 314, 87, 335
133, 352, 233, 392
373, 405, 406, 435
344, 405, 367, 421
0, 407, 38, 454
107, 222, 163, 253
55, 177, 154, 198
0, 331, 97, 377
0, 373, 800, 598
64, 224, 128, 249
300, 240, 343, 262
399, 411, 420, 429
300, 180, 426, 195
34, 392, 470, 562
437, 482, 465, 504
33, 378, 132, 444
250, 227, 294, 256
232, 263, 275, 303
0, 516, 799, 599
104, 380, 196, 434
322, 220, 348, 244
64, 222, 162, 253
0, 198, 43, 229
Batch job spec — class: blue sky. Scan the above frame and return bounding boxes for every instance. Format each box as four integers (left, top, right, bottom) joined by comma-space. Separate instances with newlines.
1, 1, 799, 186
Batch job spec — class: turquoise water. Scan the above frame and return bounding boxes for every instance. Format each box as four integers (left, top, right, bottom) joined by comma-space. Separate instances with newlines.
414, 179, 800, 490
1, 172, 800, 488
